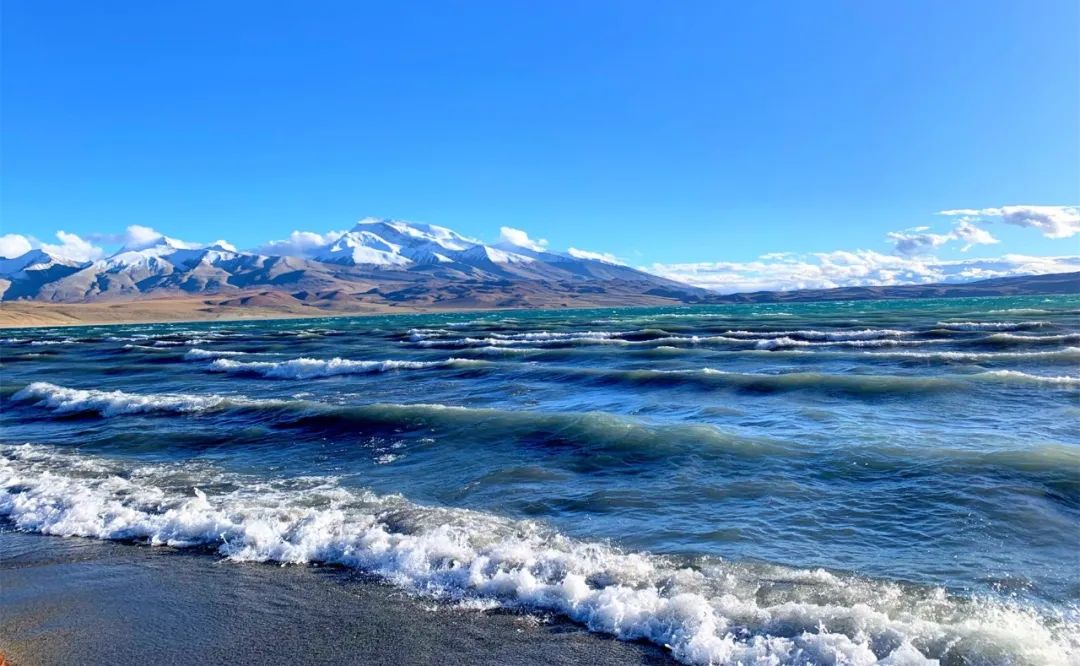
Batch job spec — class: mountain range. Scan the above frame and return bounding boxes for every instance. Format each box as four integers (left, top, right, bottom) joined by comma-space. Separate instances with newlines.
0, 219, 705, 308
1, 219, 1077, 323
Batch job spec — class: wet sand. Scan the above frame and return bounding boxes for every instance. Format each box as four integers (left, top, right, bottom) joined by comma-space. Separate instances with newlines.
0, 531, 673, 665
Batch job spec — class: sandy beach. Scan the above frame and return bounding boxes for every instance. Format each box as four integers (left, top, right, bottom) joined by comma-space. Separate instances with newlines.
0, 297, 423, 329
0, 531, 672, 666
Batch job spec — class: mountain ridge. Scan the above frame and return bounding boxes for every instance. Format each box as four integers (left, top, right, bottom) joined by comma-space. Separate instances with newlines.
1, 219, 1076, 317
0, 218, 704, 306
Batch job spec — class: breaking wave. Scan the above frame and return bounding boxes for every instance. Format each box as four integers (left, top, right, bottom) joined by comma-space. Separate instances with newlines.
935, 321, 1052, 331
863, 347, 1080, 363
722, 329, 911, 340
6, 382, 787, 457
207, 356, 486, 379
753, 337, 935, 350
974, 370, 1080, 386
981, 333, 1080, 347
12, 382, 282, 417
184, 348, 248, 360
1, 443, 1075, 666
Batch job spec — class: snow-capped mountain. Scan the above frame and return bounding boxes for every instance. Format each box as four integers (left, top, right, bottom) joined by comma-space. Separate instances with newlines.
309, 219, 536, 268
0, 219, 708, 306
0, 249, 91, 301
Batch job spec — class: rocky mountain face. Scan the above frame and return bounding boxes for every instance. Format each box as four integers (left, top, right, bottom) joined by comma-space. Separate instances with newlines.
0, 220, 707, 308
4, 219, 1076, 312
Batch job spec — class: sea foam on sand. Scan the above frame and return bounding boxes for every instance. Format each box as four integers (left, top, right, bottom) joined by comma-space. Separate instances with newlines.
2, 443, 1075, 666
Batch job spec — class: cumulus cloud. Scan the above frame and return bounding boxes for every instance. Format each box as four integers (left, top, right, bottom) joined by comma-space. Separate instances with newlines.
40, 231, 104, 262
951, 219, 999, 250
257, 230, 347, 257
567, 247, 625, 265
886, 229, 954, 256
759, 252, 796, 261
939, 205, 1080, 239
122, 224, 167, 250
498, 226, 548, 252
0, 234, 33, 259
209, 239, 237, 252
887, 219, 999, 255
646, 251, 1080, 294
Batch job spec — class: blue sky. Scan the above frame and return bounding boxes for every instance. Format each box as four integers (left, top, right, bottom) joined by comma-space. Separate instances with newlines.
2, 1, 1077, 289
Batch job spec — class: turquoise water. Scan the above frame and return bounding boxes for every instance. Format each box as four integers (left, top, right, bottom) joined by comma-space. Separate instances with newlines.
2, 295, 1079, 664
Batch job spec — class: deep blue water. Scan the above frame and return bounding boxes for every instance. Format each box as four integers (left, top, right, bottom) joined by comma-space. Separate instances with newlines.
2, 295, 1078, 664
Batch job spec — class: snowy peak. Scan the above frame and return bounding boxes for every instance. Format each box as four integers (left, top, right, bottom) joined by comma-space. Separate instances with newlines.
166, 246, 243, 269
315, 230, 413, 266
107, 238, 188, 267
104, 237, 247, 270
353, 218, 478, 252
0, 218, 707, 303
312, 218, 536, 267
0, 249, 87, 277
456, 244, 535, 265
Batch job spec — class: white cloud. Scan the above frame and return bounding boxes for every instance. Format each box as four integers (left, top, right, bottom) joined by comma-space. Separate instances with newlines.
498, 226, 548, 252
939, 205, 1080, 239
0, 234, 33, 259
209, 239, 237, 252
41, 231, 103, 262
951, 219, 999, 250
646, 251, 1080, 294
886, 229, 954, 256
567, 247, 625, 265
257, 230, 346, 257
887, 219, 999, 255
122, 224, 166, 250
758, 251, 796, 261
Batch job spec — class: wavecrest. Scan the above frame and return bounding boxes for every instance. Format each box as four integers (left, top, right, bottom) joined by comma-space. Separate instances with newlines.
208, 357, 485, 379
408, 328, 623, 342
183, 348, 249, 360
11, 381, 275, 417
986, 309, 1053, 315
723, 329, 912, 341
863, 348, 1080, 363
1, 444, 1074, 666
982, 333, 1080, 346
753, 337, 935, 350
6, 382, 789, 457
411, 335, 636, 349
975, 370, 1080, 386
560, 366, 961, 395
936, 321, 1052, 331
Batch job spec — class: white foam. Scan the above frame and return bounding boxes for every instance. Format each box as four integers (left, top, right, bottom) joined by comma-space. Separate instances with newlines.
12, 382, 279, 416
986, 309, 1052, 315
975, 370, 1080, 386
936, 321, 1052, 331
754, 337, 937, 350
413, 333, 751, 349
1, 443, 1075, 666
412, 336, 633, 349
984, 333, 1080, 344
184, 348, 248, 360
865, 348, 1080, 362
208, 356, 484, 379
724, 329, 911, 341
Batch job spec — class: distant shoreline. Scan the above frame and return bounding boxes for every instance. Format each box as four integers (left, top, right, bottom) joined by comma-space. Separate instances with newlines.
2, 270, 1076, 329
0, 297, 498, 329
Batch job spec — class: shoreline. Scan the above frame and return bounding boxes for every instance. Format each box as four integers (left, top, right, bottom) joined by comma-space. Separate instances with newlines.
0, 296, 651, 330
0, 531, 673, 666
0, 298, 433, 330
